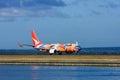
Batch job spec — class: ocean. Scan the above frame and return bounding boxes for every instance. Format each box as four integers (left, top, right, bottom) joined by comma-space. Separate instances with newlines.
0, 47, 120, 55
0, 47, 120, 80
0, 66, 120, 80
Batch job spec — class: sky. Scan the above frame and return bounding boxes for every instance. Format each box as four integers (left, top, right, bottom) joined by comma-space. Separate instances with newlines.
0, 0, 120, 49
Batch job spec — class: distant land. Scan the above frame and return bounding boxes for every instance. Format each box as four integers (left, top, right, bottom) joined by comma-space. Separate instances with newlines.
0, 47, 120, 55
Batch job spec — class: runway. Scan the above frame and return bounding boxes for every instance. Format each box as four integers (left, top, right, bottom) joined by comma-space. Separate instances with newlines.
0, 55, 120, 67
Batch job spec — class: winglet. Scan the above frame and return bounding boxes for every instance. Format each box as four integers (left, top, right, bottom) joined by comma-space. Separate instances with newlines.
17, 41, 23, 47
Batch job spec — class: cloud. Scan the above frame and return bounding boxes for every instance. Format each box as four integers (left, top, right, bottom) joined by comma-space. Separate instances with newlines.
0, 0, 66, 8
0, 0, 67, 21
65, 0, 120, 17
0, 16, 15, 22
0, 0, 120, 21
98, 0, 120, 9
90, 10, 101, 16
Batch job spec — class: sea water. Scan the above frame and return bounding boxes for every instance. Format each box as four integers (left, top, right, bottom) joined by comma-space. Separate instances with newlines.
0, 66, 120, 80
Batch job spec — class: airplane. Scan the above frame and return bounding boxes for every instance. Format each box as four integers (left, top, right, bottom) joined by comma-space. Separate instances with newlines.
18, 30, 81, 55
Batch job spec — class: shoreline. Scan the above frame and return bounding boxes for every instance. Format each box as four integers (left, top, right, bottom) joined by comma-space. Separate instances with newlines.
0, 55, 120, 67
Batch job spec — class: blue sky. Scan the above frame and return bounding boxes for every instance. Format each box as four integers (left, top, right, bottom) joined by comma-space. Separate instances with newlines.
0, 0, 120, 49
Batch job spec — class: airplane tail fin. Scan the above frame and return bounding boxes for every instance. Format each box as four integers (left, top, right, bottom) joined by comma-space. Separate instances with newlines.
31, 30, 42, 48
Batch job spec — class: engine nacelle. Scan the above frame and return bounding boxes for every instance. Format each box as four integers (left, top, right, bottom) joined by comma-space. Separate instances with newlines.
49, 48, 56, 54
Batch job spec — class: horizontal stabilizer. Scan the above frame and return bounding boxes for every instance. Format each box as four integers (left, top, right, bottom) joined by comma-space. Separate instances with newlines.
17, 42, 34, 47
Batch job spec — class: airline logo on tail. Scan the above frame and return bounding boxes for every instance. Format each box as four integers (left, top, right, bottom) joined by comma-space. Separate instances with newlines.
31, 30, 42, 48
